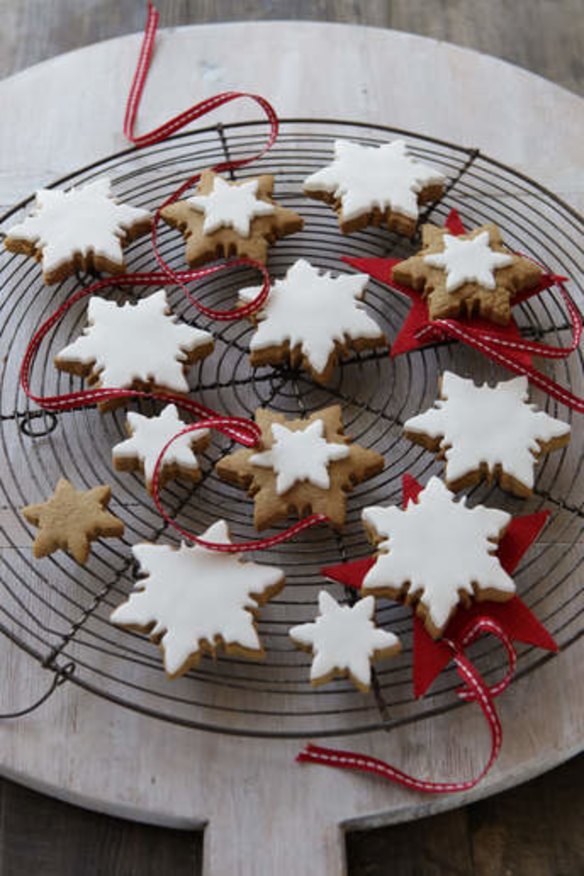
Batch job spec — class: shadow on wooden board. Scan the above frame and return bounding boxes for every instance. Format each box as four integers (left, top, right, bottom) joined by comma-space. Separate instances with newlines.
0, 754, 582, 875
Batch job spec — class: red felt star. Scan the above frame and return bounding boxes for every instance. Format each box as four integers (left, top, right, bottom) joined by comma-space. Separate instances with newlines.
321, 472, 557, 697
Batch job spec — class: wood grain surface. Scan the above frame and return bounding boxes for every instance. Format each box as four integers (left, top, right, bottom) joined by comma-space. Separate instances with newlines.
0, 2, 582, 875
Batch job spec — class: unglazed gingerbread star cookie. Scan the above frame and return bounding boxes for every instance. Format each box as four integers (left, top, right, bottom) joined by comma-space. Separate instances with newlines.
404, 372, 571, 497
54, 290, 214, 403
238, 258, 387, 383
112, 404, 210, 494
392, 223, 543, 324
161, 170, 304, 267
22, 478, 124, 564
215, 405, 385, 530
303, 139, 445, 236
361, 476, 515, 638
4, 178, 152, 284
289, 591, 401, 692
110, 520, 285, 678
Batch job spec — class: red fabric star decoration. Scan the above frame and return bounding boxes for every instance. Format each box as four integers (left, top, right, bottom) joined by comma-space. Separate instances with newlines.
321, 473, 558, 697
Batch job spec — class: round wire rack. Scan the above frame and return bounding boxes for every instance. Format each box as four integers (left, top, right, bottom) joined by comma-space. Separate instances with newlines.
0, 118, 581, 739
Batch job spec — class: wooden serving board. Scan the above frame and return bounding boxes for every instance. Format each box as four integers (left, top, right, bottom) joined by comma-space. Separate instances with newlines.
0, 23, 582, 875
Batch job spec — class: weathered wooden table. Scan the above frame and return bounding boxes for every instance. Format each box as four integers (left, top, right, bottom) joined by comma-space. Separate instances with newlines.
0, 17, 582, 876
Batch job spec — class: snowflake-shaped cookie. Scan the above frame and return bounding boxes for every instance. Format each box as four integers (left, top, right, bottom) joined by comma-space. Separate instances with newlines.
161, 170, 303, 267
392, 223, 543, 324
110, 520, 285, 677
289, 591, 401, 692
361, 476, 515, 638
303, 139, 445, 235
216, 405, 385, 530
22, 478, 124, 564
112, 404, 210, 494
55, 289, 214, 400
4, 178, 152, 284
238, 258, 386, 383
404, 372, 571, 496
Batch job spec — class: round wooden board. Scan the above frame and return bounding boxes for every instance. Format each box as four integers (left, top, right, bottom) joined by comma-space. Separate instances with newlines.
0, 23, 582, 875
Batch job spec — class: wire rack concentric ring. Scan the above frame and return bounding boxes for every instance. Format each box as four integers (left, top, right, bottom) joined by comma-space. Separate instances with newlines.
0, 118, 581, 738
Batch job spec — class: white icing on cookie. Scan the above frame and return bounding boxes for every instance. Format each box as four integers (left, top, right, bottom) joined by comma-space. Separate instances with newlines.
6, 178, 151, 276
110, 520, 284, 676
423, 231, 513, 292
404, 372, 571, 490
289, 591, 400, 689
303, 139, 445, 222
362, 477, 514, 633
112, 404, 209, 489
238, 258, 384, 375
55, 289, 213, 394
249, 419, 350, 495
187, 176, 275, 237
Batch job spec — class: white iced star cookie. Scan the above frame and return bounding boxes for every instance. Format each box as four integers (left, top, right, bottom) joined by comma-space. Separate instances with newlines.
423, 231, 513, 292
161, 170, 303, 267
4, 178, 152, 284
303, 139, 445, 236
404, 372, 571, 497
54, 289, 214, 406
249, 419, 350, 494
110, 520, 285, 678
112, 404, 211, 494
215, 405, 385, 530
289, 591, 401, 692
361, 476, 515, 638
392, 223, 543, 325
238, 258, 386, 383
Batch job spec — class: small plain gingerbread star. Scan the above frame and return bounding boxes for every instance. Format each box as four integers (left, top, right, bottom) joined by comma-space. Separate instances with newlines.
22, 478, 125, 564
161, 170, 303, 267
392, 223, 543, 324
215, 405, 385, 530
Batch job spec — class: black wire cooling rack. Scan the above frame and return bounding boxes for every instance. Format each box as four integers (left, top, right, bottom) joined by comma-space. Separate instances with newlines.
0, 118, 581, 739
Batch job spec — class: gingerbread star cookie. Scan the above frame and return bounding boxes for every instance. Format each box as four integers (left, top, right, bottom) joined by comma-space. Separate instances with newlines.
215, 405, 385, 530
22, 478, 124, 564
404, 372, 571, 497
392, 222, 543, 324
4, 178, 152, 284
112, 404, 211, 494
303, 139, 445, 236
110, 520, 285, 678
289, 591, 401, 692
238, 258, 387, 383
361, 476, 515, 638
54, 290, 214, 405
161, 170, 304, 267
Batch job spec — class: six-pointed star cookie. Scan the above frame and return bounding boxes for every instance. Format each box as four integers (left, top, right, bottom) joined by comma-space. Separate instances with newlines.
361, 476, 515, 638
110, 520, 285, 678
404, 372, 571, 496
161, 170, 304, 267
215, 405, 385, 530
112, 404, 211, 494
22, 478, 124, 564
392, 222, 543, 324
4, 178, 152, 284
54, 289, 214, 405
303, 139, 445, 235
289, 590, 401, 692
238, 258, 387, 383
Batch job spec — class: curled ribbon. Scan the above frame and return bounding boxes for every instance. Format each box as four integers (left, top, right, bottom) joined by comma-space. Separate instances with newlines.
297, 618, 512, 794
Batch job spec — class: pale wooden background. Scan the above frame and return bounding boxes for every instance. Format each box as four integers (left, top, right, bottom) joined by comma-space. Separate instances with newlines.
0, 1, 582, 874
